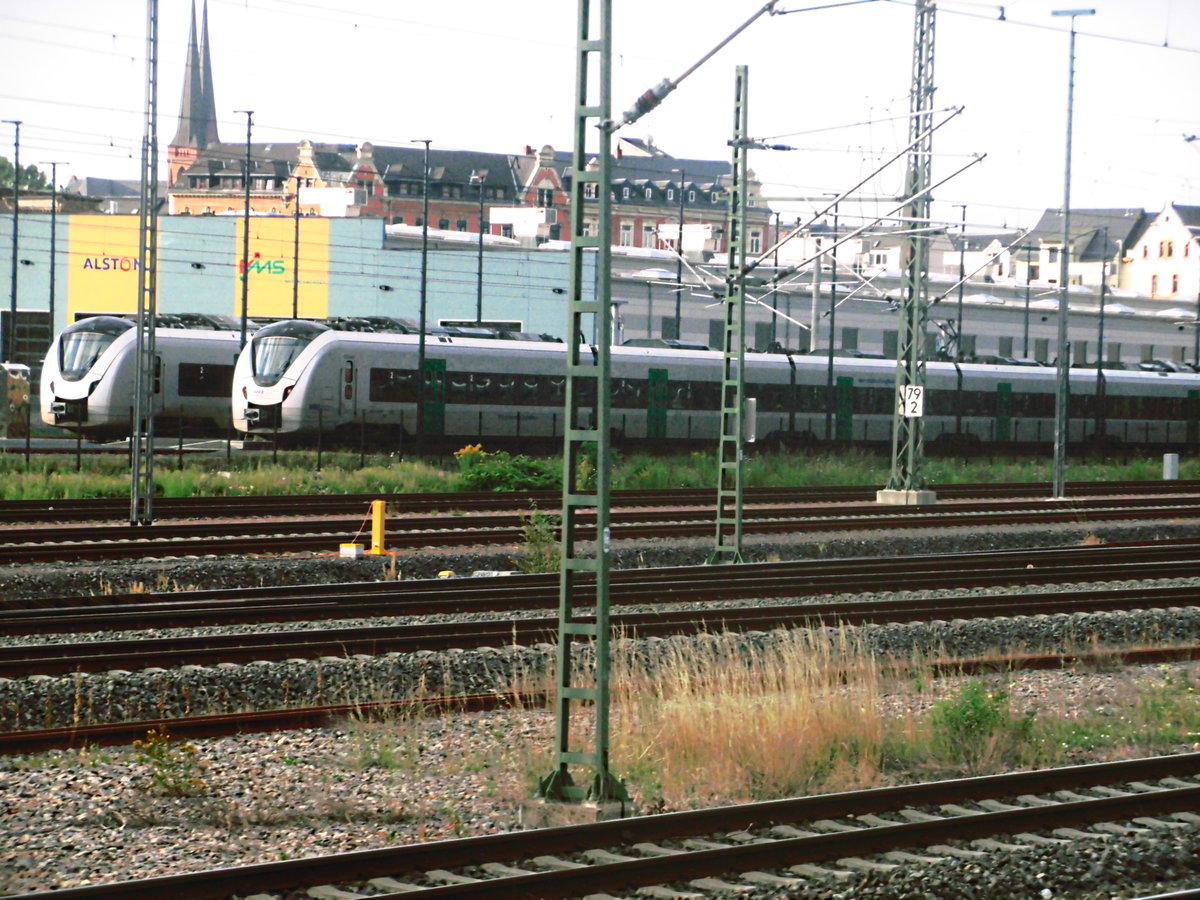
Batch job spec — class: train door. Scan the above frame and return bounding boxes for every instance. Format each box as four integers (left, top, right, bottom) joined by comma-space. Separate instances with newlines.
339, 359, 357, 421
995, 382, 1012, 442
834, 376, 853, 441
646, 368, 668, 439
423, 358, 446, 437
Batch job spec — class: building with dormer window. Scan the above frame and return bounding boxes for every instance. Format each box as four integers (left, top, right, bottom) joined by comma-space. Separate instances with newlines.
162, 5, 768, 254
1019, 207, 1151, 292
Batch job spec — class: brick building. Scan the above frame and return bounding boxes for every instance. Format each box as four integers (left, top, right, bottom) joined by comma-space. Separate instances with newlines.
163, 2, 770, 256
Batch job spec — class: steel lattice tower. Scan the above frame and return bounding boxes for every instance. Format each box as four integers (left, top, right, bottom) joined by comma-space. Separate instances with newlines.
131, 0, 160, 527
880, 0, 937, 506
537, 0, 627, 807
709, 65, 750, 565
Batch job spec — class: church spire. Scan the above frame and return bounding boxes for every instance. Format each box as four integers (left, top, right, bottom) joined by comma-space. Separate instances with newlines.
168, 1, 220, 185
171, 1, 205, 149
198, 0, 220, 147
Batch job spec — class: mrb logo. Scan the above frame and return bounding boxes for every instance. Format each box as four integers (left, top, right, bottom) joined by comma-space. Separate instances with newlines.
239, 252, 286, 280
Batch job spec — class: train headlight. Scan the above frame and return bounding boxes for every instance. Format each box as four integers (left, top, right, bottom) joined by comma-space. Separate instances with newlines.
283, 385, 294, 400
241, 386, 247, 398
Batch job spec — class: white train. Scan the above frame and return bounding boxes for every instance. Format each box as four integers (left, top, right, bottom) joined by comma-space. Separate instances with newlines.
231, 319, 1200, 451
40, 315, 244, 438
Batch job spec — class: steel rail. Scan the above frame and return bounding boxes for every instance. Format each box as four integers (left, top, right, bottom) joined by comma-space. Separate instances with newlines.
3, 497, 1200, 564
0, 691, 548, 756
9, 753, 1198, 900
10, 492, 1199, 539
6, 537, 1200, 634
8, 560, 1200, 639
4, 645, 1198, 756
7, 568, 1200, 677
1, 478, 1196, 524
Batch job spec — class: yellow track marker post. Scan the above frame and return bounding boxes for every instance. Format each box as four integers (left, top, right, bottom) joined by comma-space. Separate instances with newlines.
368, 499, 386, 555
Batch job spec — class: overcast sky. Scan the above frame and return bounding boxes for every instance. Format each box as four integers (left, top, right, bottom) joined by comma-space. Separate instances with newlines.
2, 0, 1197, 232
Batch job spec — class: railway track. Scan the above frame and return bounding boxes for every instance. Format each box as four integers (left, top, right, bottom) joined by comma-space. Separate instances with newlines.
4, 478, 1199, 524
10, 753, 1198, 899
4, 644, 1199, 756
6, 539, 1200, 676
5, 493, 1200, 564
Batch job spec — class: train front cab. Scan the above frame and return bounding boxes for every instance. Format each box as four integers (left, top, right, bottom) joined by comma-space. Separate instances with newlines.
239, 320, 329, 433
41, 316, 136, 433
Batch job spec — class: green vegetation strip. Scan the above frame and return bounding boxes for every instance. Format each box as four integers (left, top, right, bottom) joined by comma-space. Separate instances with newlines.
0, 447, 1195, 500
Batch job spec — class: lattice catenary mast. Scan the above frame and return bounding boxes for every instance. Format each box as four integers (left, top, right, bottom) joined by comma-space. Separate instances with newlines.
879, 0, 938, 507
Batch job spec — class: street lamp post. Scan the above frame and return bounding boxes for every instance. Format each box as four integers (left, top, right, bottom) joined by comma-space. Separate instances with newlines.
954, 204, 966, 360
1023, 243, 1033, 357
772, 210, 781, 344
40, 160, 67, 335
824, 203, 838, 442
671, 168, 685, 340
1195, 273, 1200, 368
471, 171, 485, 324
3, 119, 21, 363
1050, 7, 1094, 498
411, 139, 431, 443
234, 110, 254, 347
1095, 226, 1109, 439
292, 181, 301, 319
1194, 254, 1200, 366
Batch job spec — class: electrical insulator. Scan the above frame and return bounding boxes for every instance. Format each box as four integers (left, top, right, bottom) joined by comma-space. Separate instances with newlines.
616, 79, 676, 130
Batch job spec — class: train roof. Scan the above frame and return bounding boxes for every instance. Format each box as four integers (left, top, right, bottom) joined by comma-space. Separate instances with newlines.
255, 318, 564, 343
61, 316, 134, 336
68, 312, 259, 333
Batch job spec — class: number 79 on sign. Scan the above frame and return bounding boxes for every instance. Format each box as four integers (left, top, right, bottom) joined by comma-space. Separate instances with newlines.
900, 385, 924, 418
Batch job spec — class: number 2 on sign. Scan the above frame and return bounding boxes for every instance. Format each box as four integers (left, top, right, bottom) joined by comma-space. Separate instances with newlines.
901, 385, 924, 418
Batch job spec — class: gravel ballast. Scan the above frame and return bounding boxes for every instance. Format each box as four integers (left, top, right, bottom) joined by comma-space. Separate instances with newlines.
3, 665, 1199, 897
3, 518, 1200, 896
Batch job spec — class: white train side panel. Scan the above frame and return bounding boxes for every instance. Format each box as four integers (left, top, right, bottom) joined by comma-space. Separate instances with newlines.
230, 319, 1200, 450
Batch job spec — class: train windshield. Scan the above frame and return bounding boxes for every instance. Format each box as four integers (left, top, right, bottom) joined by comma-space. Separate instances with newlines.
250, 320, 329, 386
57, 317, 133, 382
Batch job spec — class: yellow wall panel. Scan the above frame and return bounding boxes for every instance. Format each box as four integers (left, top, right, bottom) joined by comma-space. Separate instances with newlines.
67, 217, 142, 319
236, 217, 329, 320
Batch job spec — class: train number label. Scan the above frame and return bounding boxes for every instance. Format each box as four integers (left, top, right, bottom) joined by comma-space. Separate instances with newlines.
901, 385, 924, 418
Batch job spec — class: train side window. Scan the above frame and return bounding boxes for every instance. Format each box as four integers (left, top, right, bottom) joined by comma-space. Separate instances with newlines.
612, 378, 641, 407
691, 381, 719, 410
469, 372, 501, 402
670, 382, 691, 410
368, 367, 415, 403
178, 362, 234, 398
447, 376, 469, 401
961, 387, 989, 417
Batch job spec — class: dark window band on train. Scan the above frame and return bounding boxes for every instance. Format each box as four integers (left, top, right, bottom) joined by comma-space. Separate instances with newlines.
362, 362, 1193, 425
178, 363, 235, 398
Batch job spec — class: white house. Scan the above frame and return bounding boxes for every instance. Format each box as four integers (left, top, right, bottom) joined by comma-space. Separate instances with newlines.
943, 232, 1021, 283
1021, 207, 1150, 291
1125, 202, 1200, 302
